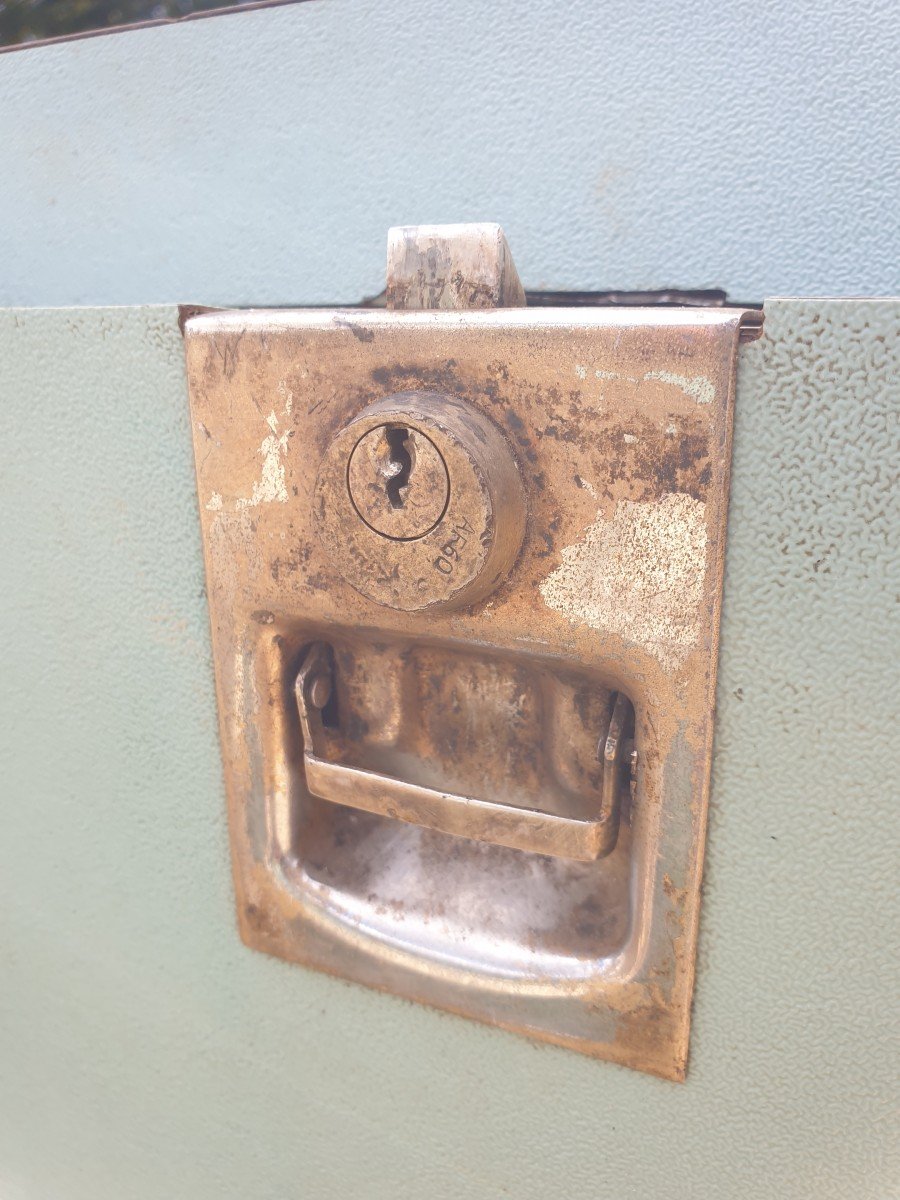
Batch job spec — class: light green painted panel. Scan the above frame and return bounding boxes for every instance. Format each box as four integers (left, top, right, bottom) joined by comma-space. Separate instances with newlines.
0, 302, 897, 1197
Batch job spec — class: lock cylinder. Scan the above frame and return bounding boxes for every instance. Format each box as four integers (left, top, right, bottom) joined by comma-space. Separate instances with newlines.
314, 390, 526, 611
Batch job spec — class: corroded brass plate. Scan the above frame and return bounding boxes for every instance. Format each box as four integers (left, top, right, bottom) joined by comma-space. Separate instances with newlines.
185, 303, 754, 1080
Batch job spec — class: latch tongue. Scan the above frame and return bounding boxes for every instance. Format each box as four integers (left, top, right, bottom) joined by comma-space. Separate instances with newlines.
386, 222, 526, 311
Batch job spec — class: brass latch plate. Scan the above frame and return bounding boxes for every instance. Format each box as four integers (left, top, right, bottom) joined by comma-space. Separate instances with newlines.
185, 293, 753, 1080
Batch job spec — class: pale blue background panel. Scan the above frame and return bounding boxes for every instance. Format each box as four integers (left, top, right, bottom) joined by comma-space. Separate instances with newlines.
0, 0, 898, 307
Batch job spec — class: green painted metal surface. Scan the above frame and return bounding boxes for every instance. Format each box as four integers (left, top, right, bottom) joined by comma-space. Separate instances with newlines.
0, 301, 896, 1198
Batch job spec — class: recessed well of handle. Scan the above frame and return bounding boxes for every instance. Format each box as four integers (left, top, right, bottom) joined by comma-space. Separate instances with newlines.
295, 641, 634, 862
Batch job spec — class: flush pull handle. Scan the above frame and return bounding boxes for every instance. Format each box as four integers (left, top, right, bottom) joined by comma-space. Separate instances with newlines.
294, 642, 632, 862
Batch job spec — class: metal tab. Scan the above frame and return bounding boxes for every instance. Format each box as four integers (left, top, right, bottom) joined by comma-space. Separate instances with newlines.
386, 222, 525, 310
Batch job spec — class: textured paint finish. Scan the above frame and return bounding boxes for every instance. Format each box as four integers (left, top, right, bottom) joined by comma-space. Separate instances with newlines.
1, 0, 899, 308
0, 301, 896, 1197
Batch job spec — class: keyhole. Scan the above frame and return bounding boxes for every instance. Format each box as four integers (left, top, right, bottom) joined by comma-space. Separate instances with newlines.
384, 426, 412, 509
347, 420, 448, 539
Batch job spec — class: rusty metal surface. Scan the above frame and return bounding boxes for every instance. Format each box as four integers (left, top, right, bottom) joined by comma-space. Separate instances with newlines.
315, 390, 525, 610
185, 301, 755, 1080
295, 640, 633, 861
387, 222, 526, 311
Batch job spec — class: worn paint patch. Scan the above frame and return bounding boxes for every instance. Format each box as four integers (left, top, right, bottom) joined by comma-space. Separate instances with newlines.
539, 493, 708, 669
277, 379, 294, 414
206, 491, 223, 511
237, 410, 289, 508
574, 365, 713, 404
644, 370, 715, 405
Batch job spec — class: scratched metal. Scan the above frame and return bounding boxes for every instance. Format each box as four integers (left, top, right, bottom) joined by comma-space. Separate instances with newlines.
184, 304, 756, 1079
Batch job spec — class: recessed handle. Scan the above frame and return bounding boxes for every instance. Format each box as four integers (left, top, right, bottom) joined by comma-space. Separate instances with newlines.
295, 642, 633, 862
